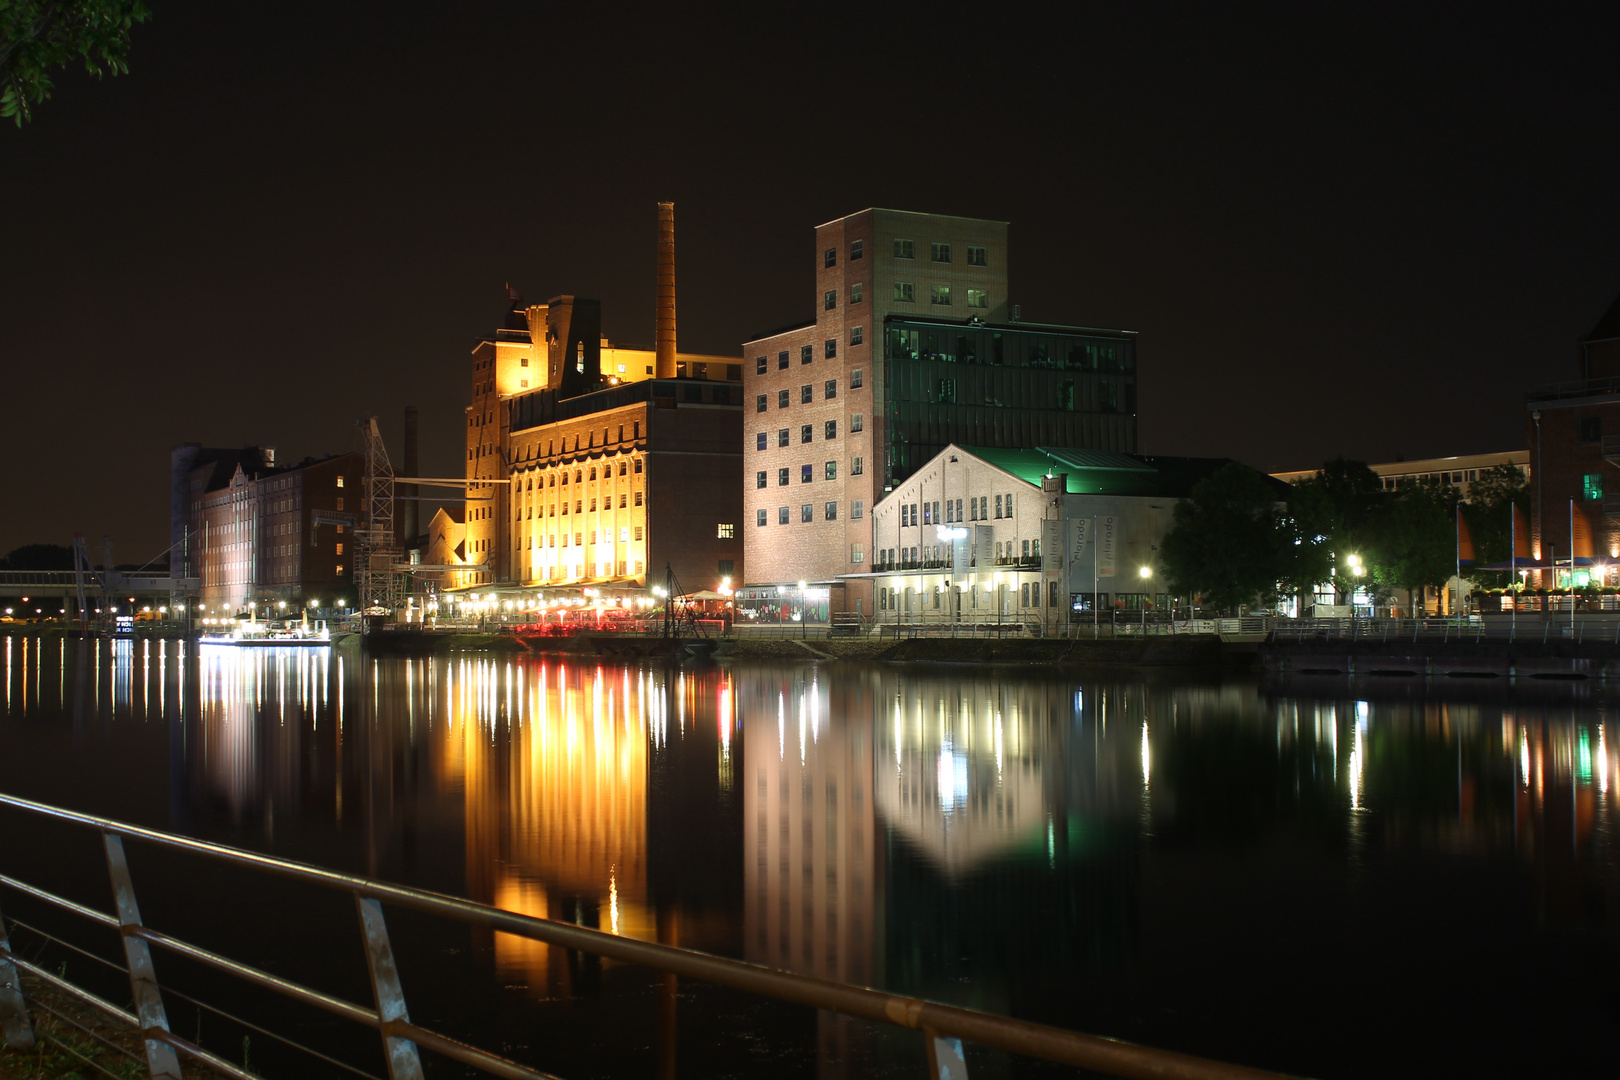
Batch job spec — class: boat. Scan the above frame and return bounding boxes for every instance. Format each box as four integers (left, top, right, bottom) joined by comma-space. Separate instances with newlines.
198, 621, 333, 647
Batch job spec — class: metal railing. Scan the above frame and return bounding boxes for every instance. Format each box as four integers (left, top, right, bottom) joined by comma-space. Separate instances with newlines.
1268, 615, 1620, 645
0, 793, 1303, 1080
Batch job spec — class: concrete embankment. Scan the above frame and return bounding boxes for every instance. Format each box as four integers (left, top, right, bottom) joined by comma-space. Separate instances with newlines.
1261, 638, 1620, 679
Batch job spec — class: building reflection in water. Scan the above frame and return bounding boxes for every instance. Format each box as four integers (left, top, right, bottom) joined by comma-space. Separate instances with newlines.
7, 642, 1620, 1075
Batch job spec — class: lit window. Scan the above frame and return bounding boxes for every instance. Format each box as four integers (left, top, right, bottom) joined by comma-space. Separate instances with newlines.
1585, 473, 1604, 501
335, 543, 343, 555
718, 523, 735, 538
335, 564, 343, 575
851, 543, 864, 563
967, 289, 988, 308
931, 284, 951, 305
851, 413, 863, 433
335, 477, 344, 488
894, 282, 915, 303
852, 499, 864, 519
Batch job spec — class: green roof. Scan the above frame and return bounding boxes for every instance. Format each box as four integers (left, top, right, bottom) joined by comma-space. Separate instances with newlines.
957, 445, 1256, 498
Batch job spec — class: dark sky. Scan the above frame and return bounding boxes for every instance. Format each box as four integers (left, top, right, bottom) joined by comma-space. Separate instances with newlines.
4, 2, 1618, 562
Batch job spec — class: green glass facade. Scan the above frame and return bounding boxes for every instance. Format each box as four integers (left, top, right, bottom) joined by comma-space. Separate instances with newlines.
882, 318, 1137, 486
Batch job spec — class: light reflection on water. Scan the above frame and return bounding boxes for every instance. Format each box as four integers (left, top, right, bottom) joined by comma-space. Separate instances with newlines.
3, 638, 1619, 1076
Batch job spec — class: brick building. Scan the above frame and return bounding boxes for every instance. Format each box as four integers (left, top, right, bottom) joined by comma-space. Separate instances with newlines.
1525, 291, 1620, 584
741, 208, 1138, 616
171, 445, 361, 611
450, 204, 744, 598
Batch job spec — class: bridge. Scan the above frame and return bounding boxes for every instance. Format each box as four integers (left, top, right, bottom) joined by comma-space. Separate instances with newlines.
0, 571, 197, 602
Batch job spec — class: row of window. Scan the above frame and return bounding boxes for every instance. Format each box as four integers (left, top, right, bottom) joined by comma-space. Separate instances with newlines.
893, 493, 1015, 526
755, 416, 863, 449
758, 376, 855, 411
515, 492, 645, 518
513, 460, 643, 489
522, 527, 645, 548
823, 240, 989, 266
892, 283, 988, 307
878, 579, 1054, 612
755, 458, 868, 487
756, 500, 866, 525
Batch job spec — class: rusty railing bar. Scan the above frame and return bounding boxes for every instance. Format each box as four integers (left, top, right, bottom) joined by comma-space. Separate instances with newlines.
391, 1020, 565, 1080
128, 925, 380, 1028
0, 874, 120, 929
0, 792, 1306, 1080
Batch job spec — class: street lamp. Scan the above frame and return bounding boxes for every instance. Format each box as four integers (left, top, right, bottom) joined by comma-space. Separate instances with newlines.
1138, 565, 1152, 634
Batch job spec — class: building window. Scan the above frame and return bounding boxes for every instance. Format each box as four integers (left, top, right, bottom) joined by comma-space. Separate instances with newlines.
778, 389, 790, 408
825, 379, 837, 399
825, 501, 838, 521
825, 460, 837, 480
802, 384, 813, 403
779, 506, 790, 524
931, 284, 951, 305
850, 283, 863, 304
824, 247, 836, 268
850, 240, 863, 260
634, 459, 642, 473
850, 369, 862, 389
967, 245, 987, 266
335, 476, 344, 488
756, 356, 767, 374
756, 471, 767, 489
335, 564, 343, 575
635, 491, 643, 505
894, 282, 915, 303
334, 543, 343, 555
824, 339, 837, 359
801, 504, 813, 523
756, 394, 767, 412
757, 432, 767, 451
931, 242, 951, 263
718, 523, 735, 539
778, 468, 790, 486
801, 464, 813, 483
824, 290, 837, 310
757, 509, 768, 527
801, 424, 813, 443
825, 419, 837, 439
1585, 473, 1604, 501
852, 499, 864, 519
1580, 416, 1602, 443
995, 495, 1003, 518
778, 351, 789, 369
778, 428, 790, 447
967, 288, 988, 308
1006, 492, 1013, 515
850, 325, 863, 346
893, 239, 914, 259
851, 455, 863, 475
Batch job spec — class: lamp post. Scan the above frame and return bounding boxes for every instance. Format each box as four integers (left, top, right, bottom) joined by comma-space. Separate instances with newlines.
1138, 565, 1152, 634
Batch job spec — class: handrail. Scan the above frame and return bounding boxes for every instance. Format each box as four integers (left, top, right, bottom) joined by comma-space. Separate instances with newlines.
0, 792, 1305, 1080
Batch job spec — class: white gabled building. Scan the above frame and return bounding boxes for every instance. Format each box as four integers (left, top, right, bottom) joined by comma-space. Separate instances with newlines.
855, 444, 1258, 628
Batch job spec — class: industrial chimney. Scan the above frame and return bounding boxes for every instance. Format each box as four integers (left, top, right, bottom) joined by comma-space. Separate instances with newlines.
655, 201, 677, 379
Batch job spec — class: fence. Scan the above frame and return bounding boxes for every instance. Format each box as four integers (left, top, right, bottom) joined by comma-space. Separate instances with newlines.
0, 793, 1300, 1080
1268, 615, 1620, 645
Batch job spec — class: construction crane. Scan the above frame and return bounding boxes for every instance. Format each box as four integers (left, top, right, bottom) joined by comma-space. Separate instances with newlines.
355, 416, 403, 621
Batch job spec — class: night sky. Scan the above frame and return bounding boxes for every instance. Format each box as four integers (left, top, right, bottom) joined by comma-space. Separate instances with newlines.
4, 3, 1618, 562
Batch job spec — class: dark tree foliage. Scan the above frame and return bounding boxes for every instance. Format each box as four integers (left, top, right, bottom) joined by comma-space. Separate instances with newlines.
2, 543, 75, 569
1160, 462, 1283, 614
0, 0, 150, 126
1368, 479, 1460, 597
1287, 459, 1384, 602
1461, 463, 1532, 582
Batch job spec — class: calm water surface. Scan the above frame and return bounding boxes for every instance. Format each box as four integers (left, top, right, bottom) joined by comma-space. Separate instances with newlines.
1, 635, 1616, 1078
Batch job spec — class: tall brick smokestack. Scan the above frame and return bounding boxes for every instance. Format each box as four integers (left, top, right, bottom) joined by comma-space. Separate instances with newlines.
655, 201, 677, 379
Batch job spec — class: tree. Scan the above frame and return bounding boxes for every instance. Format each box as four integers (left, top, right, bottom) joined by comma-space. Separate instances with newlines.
1367, 479, 1458, 605
2, 542, 75, 569
1461, 464, 1532, 585
1287, 458, 1385, 603
1, 1, 150, 127
1160, 462, 1284, 614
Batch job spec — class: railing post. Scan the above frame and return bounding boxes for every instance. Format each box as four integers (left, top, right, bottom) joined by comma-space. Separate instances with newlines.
355, 895, 425, 1080
0, 900, 35, 1050
925, 1027, 970, 1079
103, 833, 182, 1079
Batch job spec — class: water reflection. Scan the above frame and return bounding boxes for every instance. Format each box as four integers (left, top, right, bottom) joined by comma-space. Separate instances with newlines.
4, 640, 1619, 1076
